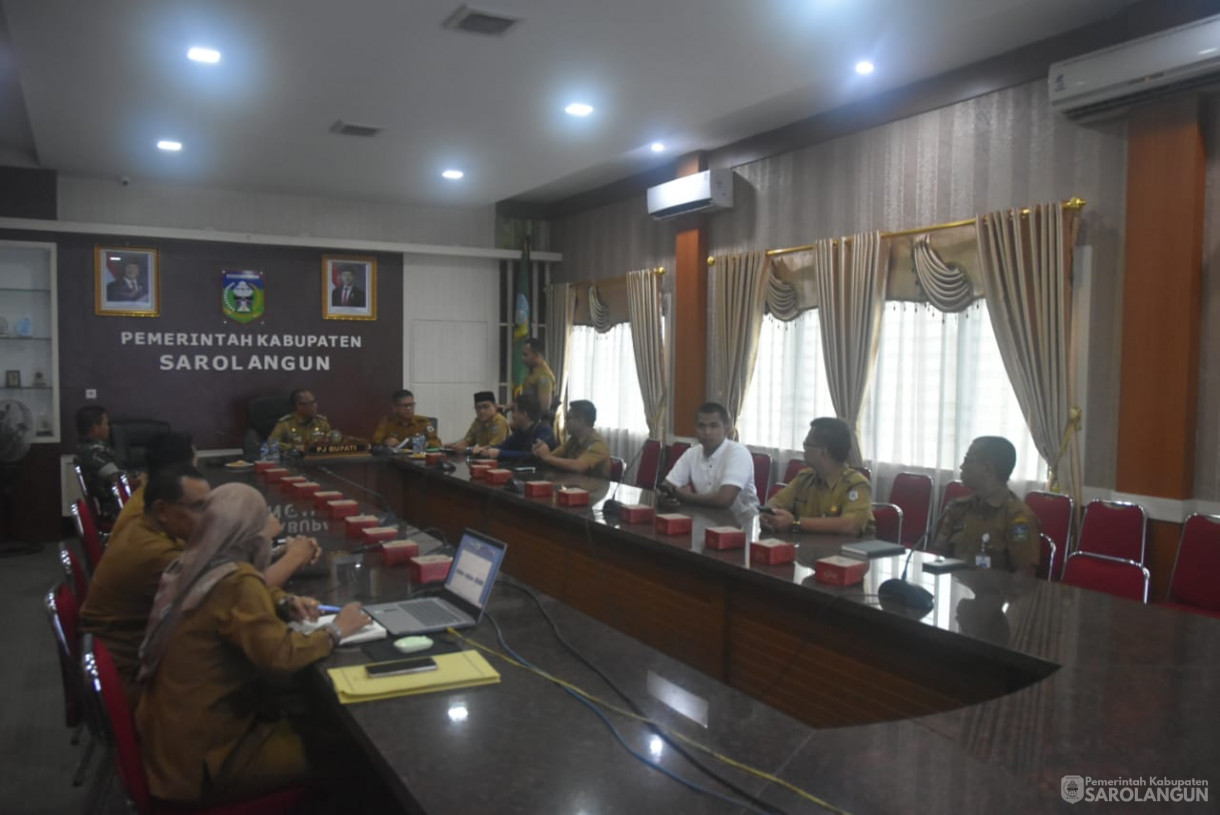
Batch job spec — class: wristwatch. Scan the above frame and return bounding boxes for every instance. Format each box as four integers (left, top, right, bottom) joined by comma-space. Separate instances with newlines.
791, 516, 801, 533
323, 622, 343, 645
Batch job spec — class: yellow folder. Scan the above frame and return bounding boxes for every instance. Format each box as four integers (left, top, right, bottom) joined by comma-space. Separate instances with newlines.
328, 650, 500, 704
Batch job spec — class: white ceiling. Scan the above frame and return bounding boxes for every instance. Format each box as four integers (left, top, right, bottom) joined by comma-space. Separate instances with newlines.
1, 0, 1132, 208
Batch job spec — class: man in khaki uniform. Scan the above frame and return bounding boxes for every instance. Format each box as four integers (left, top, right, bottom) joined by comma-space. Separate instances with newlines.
448, 390, 510, 451
371, 389, 441, 448
533, 399, 612, 478
761, 417, 875, 536
267, 389, 333, 451
933, 436, 1040, 574
520, 337, 556, 414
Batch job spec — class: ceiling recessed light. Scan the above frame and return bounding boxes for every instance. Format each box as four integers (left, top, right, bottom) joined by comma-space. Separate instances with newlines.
650, 142, 665, 153
855, 60, 875, 75
157, 140, 183, 152
564, 102, 594, 117
187, 47, 221, 64
442, 169, 464, 180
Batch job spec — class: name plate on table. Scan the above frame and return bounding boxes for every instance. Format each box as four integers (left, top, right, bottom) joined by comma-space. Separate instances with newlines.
308, 443, 369, 455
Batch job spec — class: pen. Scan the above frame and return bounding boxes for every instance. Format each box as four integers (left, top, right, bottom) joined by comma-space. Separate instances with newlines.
318, 604, 343, 613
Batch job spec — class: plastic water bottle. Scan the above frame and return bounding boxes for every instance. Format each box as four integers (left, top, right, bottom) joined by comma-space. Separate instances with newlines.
269, 440, 281, 461
259, 442, 269, 461
412, 434, 425, 454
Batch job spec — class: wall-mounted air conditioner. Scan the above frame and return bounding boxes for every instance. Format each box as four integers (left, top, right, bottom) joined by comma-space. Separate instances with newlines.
1049, 14, 1220, 121
646, 169, 734, 220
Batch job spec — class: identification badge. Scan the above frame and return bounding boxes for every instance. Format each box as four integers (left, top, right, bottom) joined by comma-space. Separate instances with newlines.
975, 554, 991, 569
847, 489, 858, 501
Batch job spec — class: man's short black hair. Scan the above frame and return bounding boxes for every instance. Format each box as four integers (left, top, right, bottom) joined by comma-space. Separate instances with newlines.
973, 436, 1018, 483
144, 463, 205, 513
568, 400, 596, 427
514, 392, 542, 421
809, 417, 853, 464
392, 389, 414, 403
289, 389, 311, 407
75, 405, 108, 440
695, 402, 731, 426
524, 337, 545, 356
145, 431, 195, 475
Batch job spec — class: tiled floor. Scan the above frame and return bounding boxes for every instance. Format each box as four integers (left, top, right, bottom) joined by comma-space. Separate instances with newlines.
0, 541, 125, 815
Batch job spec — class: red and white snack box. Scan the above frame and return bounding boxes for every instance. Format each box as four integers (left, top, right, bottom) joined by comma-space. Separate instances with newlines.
290, 480, 321, 497
278, 475, 307, 492
705, 525, 746, 550
814, 555, 869, 587
312, 490, 344, 509
750, 538, 797, 565
557, 487, 590, 507
655, 513, 693, 535
619, 504, 655, 524
326, 499, 359, 519
410, 554, 453, 583
485, 468, 513, 485
254, 461, 277, 473
524, 480, 553, 498
344, 514, 380, 538
360, 525, 400, 545
382, 539, 420, 566
425, 451, 445, 465
261, 467, 289, 483
473, 459, 498, 467
469, 464, 491, 479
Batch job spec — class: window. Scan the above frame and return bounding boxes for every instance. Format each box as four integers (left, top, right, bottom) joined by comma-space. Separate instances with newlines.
737, 311, 835, 450
738, 302, 1047, 484
566, 323, 648, 437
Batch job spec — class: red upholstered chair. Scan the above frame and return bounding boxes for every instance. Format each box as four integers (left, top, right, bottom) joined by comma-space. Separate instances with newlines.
889, 472, 932, 547
1163, 513, 1220, 618
1078, 499, 1147, 565
634, 440, 662, 490
941, 480, 972, 509
1062, 552, 1150, 603
1025, 490, 1073, 580
46, 582, 99, 785
751, 452, 773, 500
609, 457, 625, 482
782, 459, 807, 484
82, 636, 310, 815
1036, 533, 1058, 582
72, 499, 106, 574
660, 442, 690, 483
59, 542, 89, 602
872, 503, 903, 545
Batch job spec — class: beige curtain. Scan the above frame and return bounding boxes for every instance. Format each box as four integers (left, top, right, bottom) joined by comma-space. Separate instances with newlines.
815, 231, 886, 466
911, 234, 975, 312
626, 269, 668, 440
545, 282, 577, 423
587, 284, 614, 333
976, 202, 1080, 502
709, 251, 769, 433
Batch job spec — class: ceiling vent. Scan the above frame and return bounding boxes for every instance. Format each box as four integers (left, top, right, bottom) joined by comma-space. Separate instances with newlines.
329, 120, 383, 138
443, 5, 520, 37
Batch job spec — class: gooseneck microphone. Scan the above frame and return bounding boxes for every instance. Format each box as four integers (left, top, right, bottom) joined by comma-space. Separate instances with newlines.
601, 438, 651, 518
877, 506, 950, 612
315, 465, 398, 527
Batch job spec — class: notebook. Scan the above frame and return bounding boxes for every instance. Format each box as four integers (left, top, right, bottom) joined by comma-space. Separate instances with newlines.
291, 614, 387, 645
365, 529, 507, 636
840, 540, 906, 559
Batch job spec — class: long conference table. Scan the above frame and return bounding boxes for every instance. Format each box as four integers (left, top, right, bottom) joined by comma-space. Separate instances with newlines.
226, 453, 1220, 813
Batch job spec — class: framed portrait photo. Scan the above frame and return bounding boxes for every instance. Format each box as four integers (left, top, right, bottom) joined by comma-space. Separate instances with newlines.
96, 246, 160, 317
323, 255, 377, 320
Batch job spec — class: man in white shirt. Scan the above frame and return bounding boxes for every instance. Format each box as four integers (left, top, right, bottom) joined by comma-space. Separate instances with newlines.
658, 402, 759, 513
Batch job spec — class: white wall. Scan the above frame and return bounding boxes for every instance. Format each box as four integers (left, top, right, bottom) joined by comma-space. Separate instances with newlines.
401, 255, 500, 441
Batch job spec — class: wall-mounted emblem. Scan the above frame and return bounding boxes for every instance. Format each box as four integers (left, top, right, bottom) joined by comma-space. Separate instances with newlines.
222, 270, 265, 323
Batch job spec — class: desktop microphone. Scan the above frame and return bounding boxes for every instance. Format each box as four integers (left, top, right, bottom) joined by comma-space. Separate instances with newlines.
876, 506, 950, 613
601, 439, 650, 518
315, 465, 399, 527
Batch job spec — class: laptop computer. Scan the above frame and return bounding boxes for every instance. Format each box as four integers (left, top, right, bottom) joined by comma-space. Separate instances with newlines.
365, 529, 508, 636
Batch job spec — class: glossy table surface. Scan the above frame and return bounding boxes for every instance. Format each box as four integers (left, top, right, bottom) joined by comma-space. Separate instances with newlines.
223, 455, 1220, 813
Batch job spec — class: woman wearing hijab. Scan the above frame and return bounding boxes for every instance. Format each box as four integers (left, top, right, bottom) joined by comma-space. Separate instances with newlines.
135, 482, 370, 805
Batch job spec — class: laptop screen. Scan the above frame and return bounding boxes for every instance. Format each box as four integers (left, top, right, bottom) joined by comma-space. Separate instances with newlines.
445, 531, 506, 609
